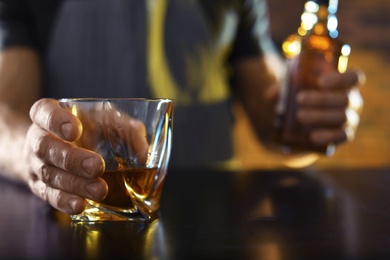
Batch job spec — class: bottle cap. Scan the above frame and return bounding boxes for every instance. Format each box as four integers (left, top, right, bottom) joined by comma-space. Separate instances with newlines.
313, 0, 330, 6
313, 0, 339, 7
313, 0, 339, 13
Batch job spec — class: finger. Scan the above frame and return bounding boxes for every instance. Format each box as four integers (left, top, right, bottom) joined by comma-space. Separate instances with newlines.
29, 177, 86, 215
297, 109, 347, 127
30, 98, 82, 141
29, 124, 105, 178
318, 69, 365, 90
29, 156, 108, 201
106, 107, 149, 165
297, 90, 349, 108
309, 128, 347, 146
128, 119, 149, 165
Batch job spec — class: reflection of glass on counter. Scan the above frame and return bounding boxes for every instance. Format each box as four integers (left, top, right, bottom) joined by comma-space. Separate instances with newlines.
70, 219, 170, 259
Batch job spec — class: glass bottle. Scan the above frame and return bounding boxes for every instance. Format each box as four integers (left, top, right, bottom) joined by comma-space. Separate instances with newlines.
274, 0, 351, 155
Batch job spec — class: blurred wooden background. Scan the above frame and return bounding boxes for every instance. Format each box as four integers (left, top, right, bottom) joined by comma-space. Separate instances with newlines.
233, 0, 390, 169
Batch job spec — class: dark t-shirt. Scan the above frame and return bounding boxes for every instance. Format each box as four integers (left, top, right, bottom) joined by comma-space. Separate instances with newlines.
0, 0, 275, 167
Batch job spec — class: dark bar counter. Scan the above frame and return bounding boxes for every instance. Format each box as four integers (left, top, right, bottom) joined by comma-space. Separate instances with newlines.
1, 167, 390, 259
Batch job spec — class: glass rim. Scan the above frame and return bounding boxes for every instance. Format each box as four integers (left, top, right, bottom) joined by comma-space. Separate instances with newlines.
59, 98, 174, 103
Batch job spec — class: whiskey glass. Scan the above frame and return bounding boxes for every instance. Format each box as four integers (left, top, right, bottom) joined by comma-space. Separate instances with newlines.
59, 98, 174, 222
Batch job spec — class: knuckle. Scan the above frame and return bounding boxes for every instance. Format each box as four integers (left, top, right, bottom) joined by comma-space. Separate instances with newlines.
29, 99, 46, 120
37, 182, 50, 203
46, 109, 55, 125
45, 109, 59, 133
31, 99, 55, 125
53, 172, 66, 189
30, 98, 63, 134
61, 146, 77, 171
27, 172, 50, 202
41, 188, 49, 203
66, 174, 80, 194
38, 163, 50, 183
32, 132, 51, 159
53, 170, 78, 195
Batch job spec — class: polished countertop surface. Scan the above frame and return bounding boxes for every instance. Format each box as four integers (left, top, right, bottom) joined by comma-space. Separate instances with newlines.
1, 167, 390, 259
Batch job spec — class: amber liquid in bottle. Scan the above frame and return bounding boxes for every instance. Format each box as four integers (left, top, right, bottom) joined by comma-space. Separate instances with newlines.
274, 0, 350, 155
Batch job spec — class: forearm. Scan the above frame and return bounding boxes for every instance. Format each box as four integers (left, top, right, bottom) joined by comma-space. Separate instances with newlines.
233, 53, 283, 147
0, 47, 41, 182
0, 105, 31, 183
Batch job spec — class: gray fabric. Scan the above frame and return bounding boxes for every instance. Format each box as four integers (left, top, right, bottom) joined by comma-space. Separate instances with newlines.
45, 0, 149, 99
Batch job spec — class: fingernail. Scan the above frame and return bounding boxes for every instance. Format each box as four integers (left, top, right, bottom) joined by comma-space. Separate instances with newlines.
69, 198, 81, 213
61, 122, 73, 140
86, 182, 100, 198
83, 158, 96, 175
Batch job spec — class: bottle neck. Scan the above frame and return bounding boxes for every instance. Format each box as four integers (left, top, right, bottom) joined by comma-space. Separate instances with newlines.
298, 0, 339, 38
313, 5, 330, 36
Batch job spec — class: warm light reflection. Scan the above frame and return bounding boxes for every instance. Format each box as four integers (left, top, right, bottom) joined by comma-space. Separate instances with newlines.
309, 35, 330, 50
282, 153, 319, 168
348, 88, 363, 112
297, 26, 307, 37
346, 108, 360, 140
338, 44, 351, 73
70, 220, 169, 259
314, 23, 325, 36
86, 229, 100, 260
338, 56, 348, 73
254, 243, 282, 260
248, 197, 274, 221
71, 223, 100, 259
143, 220, 170, 259
71, 105, 78, 117
282, 35, 301, 58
